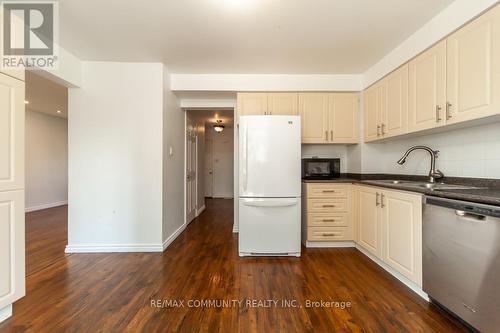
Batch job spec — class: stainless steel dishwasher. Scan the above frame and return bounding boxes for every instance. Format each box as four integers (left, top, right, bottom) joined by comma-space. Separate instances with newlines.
423, 196, 500, 333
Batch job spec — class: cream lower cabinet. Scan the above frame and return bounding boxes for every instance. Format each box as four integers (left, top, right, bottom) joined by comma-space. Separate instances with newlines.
301, 183, 353, 244
0, 72, 25, 311
356, 185, 423, 286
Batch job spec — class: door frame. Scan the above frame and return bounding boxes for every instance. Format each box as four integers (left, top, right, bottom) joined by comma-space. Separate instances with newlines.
184, 112, 198, 225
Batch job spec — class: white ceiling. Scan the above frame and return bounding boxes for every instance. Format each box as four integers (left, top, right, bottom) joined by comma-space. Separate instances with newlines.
25, 71, 68, 118
59, 0, 454, 74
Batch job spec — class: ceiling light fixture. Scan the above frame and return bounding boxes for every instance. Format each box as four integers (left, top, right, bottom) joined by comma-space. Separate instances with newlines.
24, 100, 29, 104
57, 110, 61, 114
214, 119, 225, 133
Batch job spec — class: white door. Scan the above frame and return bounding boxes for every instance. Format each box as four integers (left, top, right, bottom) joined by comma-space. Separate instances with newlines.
0, 72, 25, 309
204, 138, 213, 197
186, 116, 197, 224
239, 116, 301, 198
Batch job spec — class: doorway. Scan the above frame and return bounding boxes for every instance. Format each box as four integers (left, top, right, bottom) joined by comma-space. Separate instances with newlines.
184, 109, 234, 225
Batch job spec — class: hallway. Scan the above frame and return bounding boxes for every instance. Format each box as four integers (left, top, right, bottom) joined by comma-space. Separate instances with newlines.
0, 199, 467, 332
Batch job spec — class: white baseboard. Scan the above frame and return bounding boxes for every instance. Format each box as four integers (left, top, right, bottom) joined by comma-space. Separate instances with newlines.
26, 200, 67, 212
305, 241, 356, 248
0, 304, 12, 323
196, 205, 206, 216
162, 223, 187, 251
355, 244, 429, 301
212, 195, 234, 199
65, 243, 163, 253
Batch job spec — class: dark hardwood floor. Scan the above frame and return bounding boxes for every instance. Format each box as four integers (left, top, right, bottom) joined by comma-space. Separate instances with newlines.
0, 199, 468, 332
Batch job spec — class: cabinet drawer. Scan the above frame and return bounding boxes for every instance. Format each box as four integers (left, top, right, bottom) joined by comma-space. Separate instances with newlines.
307, 213, 349, 227
307, 184, 349, 198
307, 198, 347, 212
308, 227, 350, 241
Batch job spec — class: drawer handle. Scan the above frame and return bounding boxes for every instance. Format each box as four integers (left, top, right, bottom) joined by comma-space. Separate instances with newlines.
322, 190, 336, 193
322, 233, 339, 237
322, 205, 335, 208
322, 219, 336, 222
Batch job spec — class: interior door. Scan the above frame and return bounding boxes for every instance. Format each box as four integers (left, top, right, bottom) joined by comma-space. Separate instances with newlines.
357, 186, 381, 258
267, 93, 298, 115
0, 72, 25, 310
446, 4, 500, 124
204, 138, 213, 197
299, 93, 329, 143
186, 116, 197, 224
408, 40, 446, 132
329, 93, 358, 143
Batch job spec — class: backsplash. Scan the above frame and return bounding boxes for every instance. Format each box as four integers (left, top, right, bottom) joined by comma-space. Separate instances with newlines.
301, 145, 348, 173
355, 122, 500, 179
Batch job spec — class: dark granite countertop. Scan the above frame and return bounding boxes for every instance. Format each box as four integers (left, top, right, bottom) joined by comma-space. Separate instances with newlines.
302, 174, 500, 207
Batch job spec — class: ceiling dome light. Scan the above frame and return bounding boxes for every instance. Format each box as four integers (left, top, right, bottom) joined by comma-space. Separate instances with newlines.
214, 119, 225, 133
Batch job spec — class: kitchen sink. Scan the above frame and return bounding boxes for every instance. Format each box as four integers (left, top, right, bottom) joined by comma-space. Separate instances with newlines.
365, 179, 481, 191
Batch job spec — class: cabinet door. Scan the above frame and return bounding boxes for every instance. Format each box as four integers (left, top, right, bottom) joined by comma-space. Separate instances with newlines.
0, 190, 25, 309
357, 186, 382, 258
299, 93, 329, 144
446, 5, 500, 124
408, 40, 446, 132
329, 93, 359, 143
364, 82, 384, 142
237, 92, 267, 116
381, 190, 422, 286
384, 64, 408, 138
0, 73, 24, 192
267, 93, 298, 115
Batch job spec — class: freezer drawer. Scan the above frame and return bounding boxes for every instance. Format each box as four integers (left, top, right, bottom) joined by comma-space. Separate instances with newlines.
239, 198, 301, 256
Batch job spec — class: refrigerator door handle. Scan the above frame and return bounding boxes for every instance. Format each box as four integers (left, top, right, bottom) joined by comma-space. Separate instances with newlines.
242, 123, 248, 192
241, 198, 299, 207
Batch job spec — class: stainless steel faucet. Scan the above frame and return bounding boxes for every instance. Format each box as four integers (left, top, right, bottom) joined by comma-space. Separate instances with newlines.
397, 146, 444, 183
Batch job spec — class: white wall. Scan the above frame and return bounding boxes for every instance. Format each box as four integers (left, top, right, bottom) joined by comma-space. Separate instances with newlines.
68, 62, 164, 251
162, 66, 186, 244
206, 126, 234, 198
25, 110, 68, 211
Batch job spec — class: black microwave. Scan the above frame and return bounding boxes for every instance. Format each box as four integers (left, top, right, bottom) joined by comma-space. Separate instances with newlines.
302, 158, 340, 180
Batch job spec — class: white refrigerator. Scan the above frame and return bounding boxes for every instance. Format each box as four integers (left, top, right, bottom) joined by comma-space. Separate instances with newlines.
238, 115, 301, 257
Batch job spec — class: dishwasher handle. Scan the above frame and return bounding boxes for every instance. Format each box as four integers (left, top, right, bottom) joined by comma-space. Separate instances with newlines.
455, 210, 486, 222
425, 196, 500, 219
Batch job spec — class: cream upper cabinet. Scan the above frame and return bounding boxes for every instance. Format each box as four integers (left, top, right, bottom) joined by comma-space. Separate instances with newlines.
299, 93, 329, 143
237, 92, 268, 116
364, 82, 384, 142
267, 93, 298, 115
408, 40, 447, 132
384, 64, 409, 138
0, 73, 25, 192
357, 186, 382, 258
381, 189, 422, 286
446, 4, 500, 124
329, 93, 359, 143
